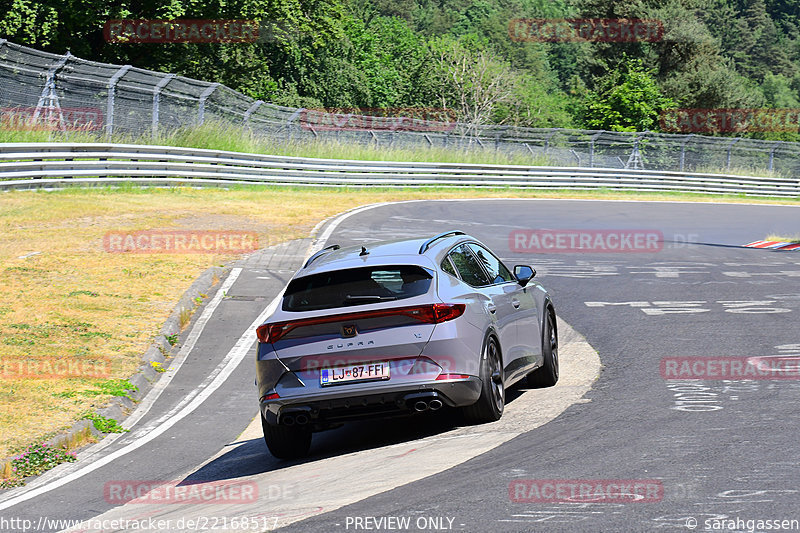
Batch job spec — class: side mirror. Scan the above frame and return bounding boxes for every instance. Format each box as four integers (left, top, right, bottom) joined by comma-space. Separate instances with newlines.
514, 265, 536, 286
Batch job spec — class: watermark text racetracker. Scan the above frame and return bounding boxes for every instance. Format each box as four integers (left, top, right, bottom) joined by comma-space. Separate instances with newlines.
299, 107, 456, 132
0, 357, 111, 379
104, 19, 260, 43
103, 230, 259, 254
661, 356, 800, 380
510, 229, 663, 253
509, 479, 663, 503
508, 18, 663, 42
660, 108, 800, 133
1, 107, 103, 131
103, 479, 263, 504
42, 516, 279, 533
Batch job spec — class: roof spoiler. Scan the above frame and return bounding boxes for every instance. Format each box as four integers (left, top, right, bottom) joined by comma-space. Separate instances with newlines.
303, 244, 340, 268
418, 231, 465, 254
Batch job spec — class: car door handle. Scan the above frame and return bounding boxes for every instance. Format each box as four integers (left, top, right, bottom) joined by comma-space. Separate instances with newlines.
487, 303, 496, 314
512, 298, 521, 309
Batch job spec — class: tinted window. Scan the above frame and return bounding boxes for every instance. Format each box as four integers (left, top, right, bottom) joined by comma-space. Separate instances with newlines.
283, 265, 433, 311
441, 257, 458, 278
467, 243, 514, 284
448, 244, 492, 287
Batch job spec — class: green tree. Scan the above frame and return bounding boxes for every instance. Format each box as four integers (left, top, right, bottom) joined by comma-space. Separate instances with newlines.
582, 57, 674, 131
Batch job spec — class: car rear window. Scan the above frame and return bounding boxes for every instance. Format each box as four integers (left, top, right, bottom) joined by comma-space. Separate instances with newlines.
282, 265, 434, 312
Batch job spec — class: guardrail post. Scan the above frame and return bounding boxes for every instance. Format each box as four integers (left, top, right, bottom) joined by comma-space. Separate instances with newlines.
105, 65, 131, 137
152, 74, 176, 137
768, 141, 783, 172
726, 137, 741, 170
679, 134, 695, 171
197, 83, 220, 126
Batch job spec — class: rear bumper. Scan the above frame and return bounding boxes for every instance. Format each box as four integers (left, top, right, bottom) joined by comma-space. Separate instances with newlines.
261, 377, 482, 427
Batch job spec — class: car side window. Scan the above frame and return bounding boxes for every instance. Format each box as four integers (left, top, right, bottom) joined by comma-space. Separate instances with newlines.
466, 243, 514, 284
441, 256, 458, 278
448, 244, 492, 287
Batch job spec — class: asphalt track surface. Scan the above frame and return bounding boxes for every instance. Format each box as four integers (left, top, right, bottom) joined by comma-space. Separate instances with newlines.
2, 199, 799, 533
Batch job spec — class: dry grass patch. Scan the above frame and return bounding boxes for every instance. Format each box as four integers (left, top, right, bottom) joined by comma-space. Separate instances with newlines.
765, 233, 800, 242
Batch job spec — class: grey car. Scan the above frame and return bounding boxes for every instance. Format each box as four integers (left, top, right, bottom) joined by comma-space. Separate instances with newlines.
255, 231, 558, 458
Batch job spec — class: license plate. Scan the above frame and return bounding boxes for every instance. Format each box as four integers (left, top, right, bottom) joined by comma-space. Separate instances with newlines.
320, 361, 390, 386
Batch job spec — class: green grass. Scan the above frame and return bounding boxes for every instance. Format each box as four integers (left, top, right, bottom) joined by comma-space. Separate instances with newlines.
0, 121, 554, 166
82, 413, 128, 433
4, 121, 798, 181
6, 443, 77, 481
54, 379, 138, 401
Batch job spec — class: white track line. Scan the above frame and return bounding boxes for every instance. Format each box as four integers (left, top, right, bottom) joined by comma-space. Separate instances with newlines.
0, 269, 246, 511
10, 195, 758, 512
1, 200, 394, 511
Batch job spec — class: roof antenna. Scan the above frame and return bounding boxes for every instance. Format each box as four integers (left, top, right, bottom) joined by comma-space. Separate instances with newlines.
359, 246, 369, 256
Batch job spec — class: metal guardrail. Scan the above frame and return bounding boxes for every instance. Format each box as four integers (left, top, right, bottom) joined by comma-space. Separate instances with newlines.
5, 39, 800, 176
1, 143, 799, 198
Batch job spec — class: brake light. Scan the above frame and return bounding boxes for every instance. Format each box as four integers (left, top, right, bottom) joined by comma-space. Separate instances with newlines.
260, 392, 280, 401
255, 303, 466, 344
429, 303, 466, 323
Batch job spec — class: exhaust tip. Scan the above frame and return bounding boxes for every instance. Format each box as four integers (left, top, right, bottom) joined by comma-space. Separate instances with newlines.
413, 401, 429, 412
295, 414, 309, 425
282, 415, 295, 426
429, 399, 443, 410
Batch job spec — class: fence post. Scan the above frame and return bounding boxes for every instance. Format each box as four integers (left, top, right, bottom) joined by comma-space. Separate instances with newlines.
625, 134, 644, 170
33, 51, 72, 129
243, 100, 264, 126
105, 65, 131, 137
197, 83, 220, 126
152, 74, 176, 138
544, 129, 559, 152
726, 137, 740, 170
768, 141, 783, 172
679, 134, 695, 172
589, 131, 602, 168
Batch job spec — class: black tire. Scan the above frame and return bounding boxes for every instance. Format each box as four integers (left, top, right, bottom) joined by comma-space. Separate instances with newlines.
462, 336, 504, 423
526, 307, 559, 388
261, 413, 312, 459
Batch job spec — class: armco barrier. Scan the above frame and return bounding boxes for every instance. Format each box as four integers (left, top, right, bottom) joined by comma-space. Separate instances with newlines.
0, 143, 798, 197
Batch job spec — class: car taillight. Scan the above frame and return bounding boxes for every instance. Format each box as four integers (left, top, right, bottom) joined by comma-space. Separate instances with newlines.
255, 303, 466, 344
256, 323, 292, 344
436, 373, 471, 380
260, 392, 280, 401
428, 303, 466, 323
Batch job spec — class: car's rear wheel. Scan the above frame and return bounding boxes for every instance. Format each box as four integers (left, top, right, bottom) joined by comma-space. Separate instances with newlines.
462, 336, 504, 423
261, 413, 312, 459
526, 308, 558, 388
